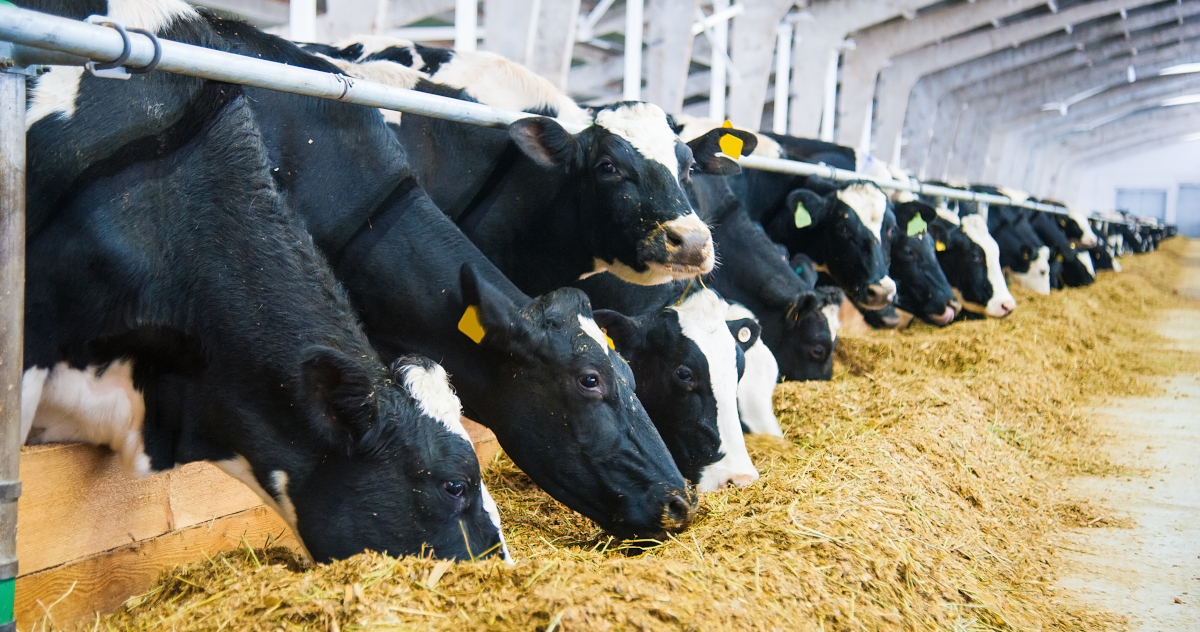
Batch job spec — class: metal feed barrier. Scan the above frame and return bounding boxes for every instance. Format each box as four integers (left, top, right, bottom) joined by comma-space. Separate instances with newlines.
0, 5, 1159, 630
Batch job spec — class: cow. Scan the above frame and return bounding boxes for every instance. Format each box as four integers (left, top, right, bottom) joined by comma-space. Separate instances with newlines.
22, 0, 693, 539
982, 202, 1052, 295
887, 200, 957, 325
924, 200, 1018, 319
1028, 210, 1096, 288
574, 275, 759, 491
723, 304, 782, 436
21, 90, 505, 563
311, 42, 758, 295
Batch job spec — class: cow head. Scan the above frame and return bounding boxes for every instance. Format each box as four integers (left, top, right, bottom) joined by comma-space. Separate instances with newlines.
457, 264, 694, 538
988, 206, 1050, 295
280, 352, 505, 563
890, 201, 956, 325
775, 286, 843, 381
929, 212, 1016, 319
507, 103, 756, 285
595, 290, 758, 492
773, 181, 896, 310
1060, 208, 1099, 248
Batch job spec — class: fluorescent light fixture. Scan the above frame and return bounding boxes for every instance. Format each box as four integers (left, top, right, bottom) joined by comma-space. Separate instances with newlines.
1161, 93, 1200, 107
1159, 62, 1200, 76
1181, 132, 1200, 142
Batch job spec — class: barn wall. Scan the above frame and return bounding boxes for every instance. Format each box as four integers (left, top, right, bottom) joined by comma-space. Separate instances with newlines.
1068, 142, 1200, 230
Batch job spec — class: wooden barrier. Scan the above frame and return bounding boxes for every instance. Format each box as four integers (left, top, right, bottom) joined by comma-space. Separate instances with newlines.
14, 422, 502, 630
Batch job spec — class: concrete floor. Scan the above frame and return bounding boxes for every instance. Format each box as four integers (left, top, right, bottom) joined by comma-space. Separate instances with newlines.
1057, 243, 1200, 632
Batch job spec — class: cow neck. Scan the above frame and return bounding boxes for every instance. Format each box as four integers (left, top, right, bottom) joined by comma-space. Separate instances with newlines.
328, 176, 420, 278
454, 143, 522, 236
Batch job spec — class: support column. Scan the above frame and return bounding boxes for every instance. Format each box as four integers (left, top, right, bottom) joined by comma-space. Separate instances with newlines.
644, 0, 697, 113
0, 68, 26, 632
725, 0, 794, 128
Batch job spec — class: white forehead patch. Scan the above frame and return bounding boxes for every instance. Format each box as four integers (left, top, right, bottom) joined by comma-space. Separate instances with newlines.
836, 184, 888, 242
399, 362, 467, 441
996, 187, 1030, 205
960, 214, 1015, 315
578, 314, 609, 349
821, 303, 841, 342
594, 103, 681, 180
934, 202, 961, 225
1078, 249, 1095, 278
672, 291, 758, 492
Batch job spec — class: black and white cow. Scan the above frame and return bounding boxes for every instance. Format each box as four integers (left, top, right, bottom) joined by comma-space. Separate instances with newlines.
23, 0, 693, 539
925, 201, 1018, 319
314, 41, 757, 295
574, 275, 759, 491
982, 201, 1052, 295
1028, 210, 1095, 288
21, 87, 505, 562
723, 304, 782, 436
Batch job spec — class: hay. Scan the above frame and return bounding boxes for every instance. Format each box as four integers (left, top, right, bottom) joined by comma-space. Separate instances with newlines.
50, 240, 1200, 632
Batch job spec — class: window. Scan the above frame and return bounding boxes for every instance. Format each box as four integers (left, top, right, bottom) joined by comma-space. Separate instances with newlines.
1177, 185, 1200, 237
1115, 189, 1167, 220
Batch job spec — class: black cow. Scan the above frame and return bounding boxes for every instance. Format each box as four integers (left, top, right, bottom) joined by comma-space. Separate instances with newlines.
573, 275, 759, 491
889, 201, 957, 325
22, 1, 692, 539
22, 91, 503, 562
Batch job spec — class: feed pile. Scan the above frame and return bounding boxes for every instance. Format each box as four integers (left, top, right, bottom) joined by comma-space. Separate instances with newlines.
45, 240, 1198, 632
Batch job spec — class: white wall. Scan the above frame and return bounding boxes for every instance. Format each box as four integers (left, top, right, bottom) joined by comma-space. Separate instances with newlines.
1067, 142, 1200, 224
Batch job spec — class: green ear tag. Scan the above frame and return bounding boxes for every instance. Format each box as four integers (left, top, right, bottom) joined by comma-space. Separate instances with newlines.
906, 215, 928, 237
793, 264, 805, 276
458, 305, 487, 343
794, 202, 813, 229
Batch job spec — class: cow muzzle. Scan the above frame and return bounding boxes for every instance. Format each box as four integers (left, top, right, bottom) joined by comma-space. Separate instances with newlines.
858, 277, 897, 311
928, 304, 956, 326
652, 213, 715, 276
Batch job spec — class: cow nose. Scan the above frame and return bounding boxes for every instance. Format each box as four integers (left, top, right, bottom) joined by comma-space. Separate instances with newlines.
663, 493, 694, 530
661, 214, 715, 271
997, 299, 1017, 317
861, 282, 894, 309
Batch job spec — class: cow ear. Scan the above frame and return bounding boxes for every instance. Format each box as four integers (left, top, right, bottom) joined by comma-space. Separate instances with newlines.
688, 127, 757, 175
785, 291, 819, 326
726, 318, 761, 351
785, 189, 827, 229
459, 263, 521, 345
509, 116, 580, 169
300, 346, 378, 445
592, 309, 642, 354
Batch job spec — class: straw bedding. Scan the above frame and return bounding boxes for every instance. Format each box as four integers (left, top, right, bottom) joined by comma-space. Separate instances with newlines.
55, 240, 1199, 632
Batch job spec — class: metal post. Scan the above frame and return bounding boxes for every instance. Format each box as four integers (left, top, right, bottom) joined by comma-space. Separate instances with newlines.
818, 47, 838, 141
289, 0, 316, 42
772, 20, 791, 134
455, 0, 477, 52
708, 0, 729, 120
0, 62, 26, 632
623, 0, 643, 100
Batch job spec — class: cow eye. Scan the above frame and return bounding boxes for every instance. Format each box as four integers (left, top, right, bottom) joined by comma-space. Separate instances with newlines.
675, 366, 695, 384
577, 372, 603, 393
596, 160, 618, 175
442, 480, 467, 498
972, 252, 983, 263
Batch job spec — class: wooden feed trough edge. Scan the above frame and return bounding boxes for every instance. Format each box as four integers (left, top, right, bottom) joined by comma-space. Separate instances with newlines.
14, 420, 500, 630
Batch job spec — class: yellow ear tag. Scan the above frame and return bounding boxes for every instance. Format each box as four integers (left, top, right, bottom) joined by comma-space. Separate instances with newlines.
600, 328, 616, 350
718, 120, 745, 158
906, 215, 927, 237
935, 240, 947, 252
458, 305, 487, 344
795, 201, 813, 229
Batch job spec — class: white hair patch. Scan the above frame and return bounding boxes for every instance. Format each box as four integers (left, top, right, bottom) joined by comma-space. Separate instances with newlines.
836, 184, 888, 243
594, 103, 681, 181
